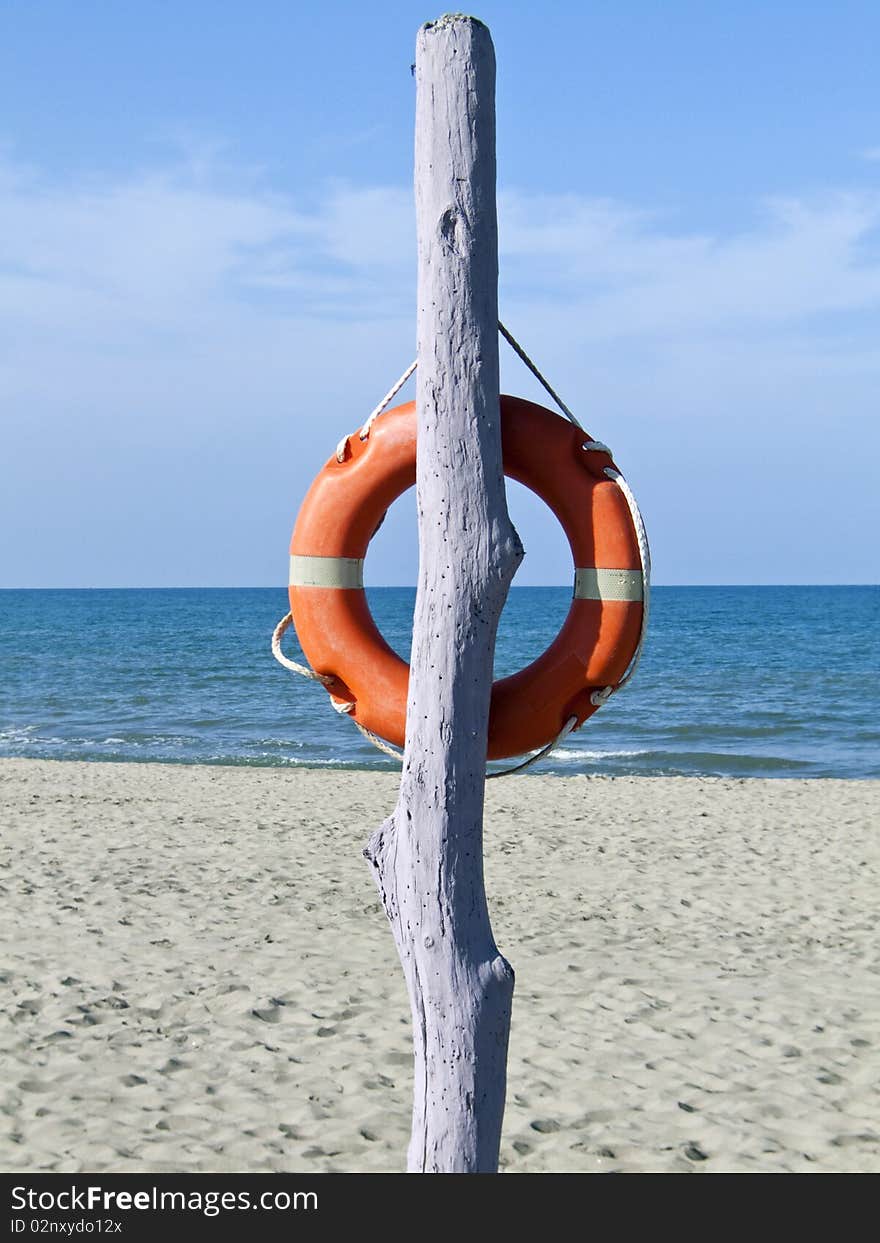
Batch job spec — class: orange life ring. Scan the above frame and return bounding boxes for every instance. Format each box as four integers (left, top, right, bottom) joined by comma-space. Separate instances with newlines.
288, 396, 644, 760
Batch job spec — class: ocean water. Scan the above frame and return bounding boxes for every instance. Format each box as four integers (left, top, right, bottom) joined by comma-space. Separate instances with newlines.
1, 586, 878, 778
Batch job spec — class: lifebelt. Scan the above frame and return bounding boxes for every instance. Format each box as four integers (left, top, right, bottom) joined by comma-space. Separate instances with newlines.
288, 396, 644, 760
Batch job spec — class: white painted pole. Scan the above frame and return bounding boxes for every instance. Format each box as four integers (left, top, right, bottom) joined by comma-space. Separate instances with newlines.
365, 13, 522, 1174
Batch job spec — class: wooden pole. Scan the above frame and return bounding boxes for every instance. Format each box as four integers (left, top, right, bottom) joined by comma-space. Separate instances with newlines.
364, 14, 522, 1174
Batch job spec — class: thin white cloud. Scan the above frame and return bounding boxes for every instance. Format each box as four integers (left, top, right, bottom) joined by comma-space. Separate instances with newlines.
1, 150, 878, 585
2, 149, 879, 419
3, 152, 879, 335
499, 189, 880, 337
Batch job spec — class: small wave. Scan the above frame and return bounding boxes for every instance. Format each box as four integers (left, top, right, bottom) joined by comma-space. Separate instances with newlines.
248, 737, 310, 750
200, 754, 397, 770
0, 725, 38, 742
542, 747, 817, 777
90, 733, 199, 748
10, 731, 87, 746
0, 729, 200, 752
550, 747, 649, 762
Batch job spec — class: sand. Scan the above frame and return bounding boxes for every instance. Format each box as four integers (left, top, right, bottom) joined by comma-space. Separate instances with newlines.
1, 757, 879, 1174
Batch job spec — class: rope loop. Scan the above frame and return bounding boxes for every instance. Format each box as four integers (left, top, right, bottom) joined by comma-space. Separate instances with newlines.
271, 613, 334, 685
351, 719, 405, 761
487, 715, 578, 779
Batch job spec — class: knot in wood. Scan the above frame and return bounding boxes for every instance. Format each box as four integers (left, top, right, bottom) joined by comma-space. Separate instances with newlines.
438, 207, 464, 257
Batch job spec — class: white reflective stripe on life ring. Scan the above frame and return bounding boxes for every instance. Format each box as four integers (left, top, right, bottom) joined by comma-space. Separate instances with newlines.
574, 568, 643, 602
289, 555, 365, 589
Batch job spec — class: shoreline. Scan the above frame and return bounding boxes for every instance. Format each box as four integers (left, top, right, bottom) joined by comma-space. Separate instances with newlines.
2, 758, 879, 1173
4, 755, 880, 781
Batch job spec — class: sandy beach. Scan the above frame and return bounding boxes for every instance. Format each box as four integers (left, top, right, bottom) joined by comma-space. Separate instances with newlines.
1, 757, 878, 1174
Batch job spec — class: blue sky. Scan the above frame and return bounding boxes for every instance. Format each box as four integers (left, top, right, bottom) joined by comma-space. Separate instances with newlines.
2, 0, 878, 586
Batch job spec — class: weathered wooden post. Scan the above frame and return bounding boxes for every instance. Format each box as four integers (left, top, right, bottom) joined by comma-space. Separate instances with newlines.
364, 15, 521, 1173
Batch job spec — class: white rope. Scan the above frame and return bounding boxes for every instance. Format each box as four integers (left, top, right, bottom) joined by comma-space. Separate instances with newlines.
354, 714, 579, 776
336, 359, 417, 463
281, 320, 651, 775
334, 323, 577, 462
487, 715, 578, 779
273, 606, 575, 773
271, 613, 334, 685
333, 319, 580, 463
498, 320, 586, 433
494, 322, 652, 710
360, 360, 417, 439
589, 466, 652, 706
272, 613, 401, 759
351, 719, 406, 761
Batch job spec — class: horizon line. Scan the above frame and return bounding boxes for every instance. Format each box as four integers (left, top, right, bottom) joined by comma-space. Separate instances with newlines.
1, 583, 878, 591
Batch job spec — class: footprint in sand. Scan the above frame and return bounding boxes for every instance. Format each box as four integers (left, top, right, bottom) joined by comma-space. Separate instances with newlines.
530, 1119, 560, 1134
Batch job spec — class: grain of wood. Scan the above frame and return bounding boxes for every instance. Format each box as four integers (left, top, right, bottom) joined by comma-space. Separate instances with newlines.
364, 14, 522, 1173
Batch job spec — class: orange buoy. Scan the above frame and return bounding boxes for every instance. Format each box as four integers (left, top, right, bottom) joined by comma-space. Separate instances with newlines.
288, 396, 645, 760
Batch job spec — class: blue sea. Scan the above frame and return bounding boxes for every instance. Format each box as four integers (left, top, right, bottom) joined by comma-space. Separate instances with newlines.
1, 587, 878, 778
